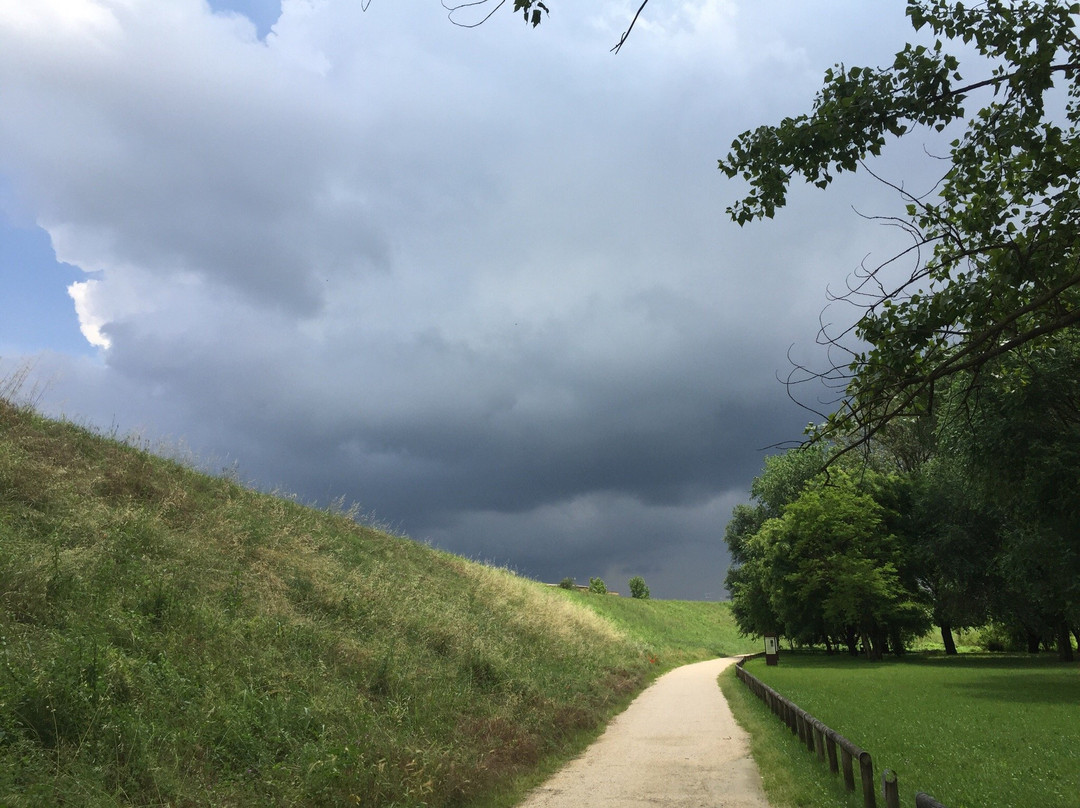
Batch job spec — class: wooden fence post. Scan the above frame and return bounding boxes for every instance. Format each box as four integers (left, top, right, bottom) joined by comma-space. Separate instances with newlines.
859, 750, 876, 808
841, 745, 855, 792
825, 730, 839, 775
882, 769, 899, 808
915, 793, 949, 808
813, 719, 826, 762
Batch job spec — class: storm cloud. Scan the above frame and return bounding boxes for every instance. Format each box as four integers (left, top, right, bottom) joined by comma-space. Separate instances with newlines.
0, 0, 932, 598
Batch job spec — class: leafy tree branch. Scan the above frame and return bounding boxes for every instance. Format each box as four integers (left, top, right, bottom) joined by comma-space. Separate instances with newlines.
719, 0, 1080, 454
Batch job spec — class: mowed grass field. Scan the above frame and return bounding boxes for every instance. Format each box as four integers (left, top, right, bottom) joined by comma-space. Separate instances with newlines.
724, 652, 1080, 808
0, 392, 746, 807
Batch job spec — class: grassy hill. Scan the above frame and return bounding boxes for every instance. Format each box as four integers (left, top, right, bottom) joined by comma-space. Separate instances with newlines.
553, 589, 757, 667
0, 394, 750, 807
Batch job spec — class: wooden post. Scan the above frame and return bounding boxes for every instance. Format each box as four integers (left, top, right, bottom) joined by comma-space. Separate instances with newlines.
915, 794, 949, 808
859, 751, 876, 808
813, 720, 826, 762
882, 769, 899, 808
826, 731, 839, 775
841, 746, 855, 792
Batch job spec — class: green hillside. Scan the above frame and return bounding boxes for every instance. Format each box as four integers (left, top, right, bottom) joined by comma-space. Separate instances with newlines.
555, 590, 759, 666
0, 395, 744, 807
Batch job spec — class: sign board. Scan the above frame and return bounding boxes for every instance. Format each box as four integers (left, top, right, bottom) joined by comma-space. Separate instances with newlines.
764, 634, 779, 666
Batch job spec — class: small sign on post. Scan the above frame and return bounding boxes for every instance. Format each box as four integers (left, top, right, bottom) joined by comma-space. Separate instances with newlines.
764, 634, 779, 666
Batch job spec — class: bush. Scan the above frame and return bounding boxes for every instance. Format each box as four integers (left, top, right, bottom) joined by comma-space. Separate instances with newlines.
628, 576, 649, 600
558, 577, 576, 590
588, 577, 607, 595
975, 622, 1029, 653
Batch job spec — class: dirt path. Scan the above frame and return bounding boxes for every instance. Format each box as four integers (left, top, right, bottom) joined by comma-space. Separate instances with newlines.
517, 657, 770, 808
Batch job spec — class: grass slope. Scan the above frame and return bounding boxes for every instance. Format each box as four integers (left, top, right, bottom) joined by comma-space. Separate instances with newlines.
0, 396, 741, 807
726, 652, 1080, 808
554, 590, 759, 666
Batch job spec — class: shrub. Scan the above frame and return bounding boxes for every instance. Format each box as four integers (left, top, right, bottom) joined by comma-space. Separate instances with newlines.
976, 622, 1026, 653
588, 577, 607, 595
628, 576, 649, 600
558, 577, 576, 590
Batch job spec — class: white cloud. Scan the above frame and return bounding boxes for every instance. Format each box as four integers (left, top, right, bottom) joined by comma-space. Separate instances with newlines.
0, 0, 124, 40
67, 280, 110, 349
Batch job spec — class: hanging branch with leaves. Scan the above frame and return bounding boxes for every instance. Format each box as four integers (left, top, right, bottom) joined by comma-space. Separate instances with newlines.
718, 0, 1080, 457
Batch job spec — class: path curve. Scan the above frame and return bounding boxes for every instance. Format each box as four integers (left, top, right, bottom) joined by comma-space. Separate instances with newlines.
518, 657, 770, 808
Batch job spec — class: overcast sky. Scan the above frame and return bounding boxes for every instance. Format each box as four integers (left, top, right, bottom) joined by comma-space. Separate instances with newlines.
0, 0, 939, 599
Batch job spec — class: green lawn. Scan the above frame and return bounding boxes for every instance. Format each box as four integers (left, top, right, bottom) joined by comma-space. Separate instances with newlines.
737, 652, 1080, 808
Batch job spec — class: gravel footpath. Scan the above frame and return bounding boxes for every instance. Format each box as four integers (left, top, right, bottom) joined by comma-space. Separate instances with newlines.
517, 657, 771, 808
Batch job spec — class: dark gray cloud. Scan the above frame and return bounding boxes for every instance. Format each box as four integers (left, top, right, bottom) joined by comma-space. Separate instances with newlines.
0, 0, 936, 599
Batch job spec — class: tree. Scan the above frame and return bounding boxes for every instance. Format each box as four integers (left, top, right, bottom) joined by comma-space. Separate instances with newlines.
588, 576, 607, 595
628, 576, 650, 599
725, 447, 930, 655
726, 519, 785, 640
837, 409, 989, 655
895, 458, 1001, 654
749, 444, 832, 517
719, 0, 1080, 456
763, 476, 928, 658
724, 446, 828, 638
933, 330, 1080, 659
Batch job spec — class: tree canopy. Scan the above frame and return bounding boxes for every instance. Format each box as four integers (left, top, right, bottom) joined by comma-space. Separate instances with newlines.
719, 0, 1080, 454
726, 327, 1080, 660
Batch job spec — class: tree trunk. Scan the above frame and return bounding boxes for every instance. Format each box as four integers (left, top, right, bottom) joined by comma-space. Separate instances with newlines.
845, 626, 859, 656
1056, 622, 1075, 662
890, 627, 906, 656
940, 623, 958, 655
1026, 631, 1041, 654
862, 631, 884, 661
